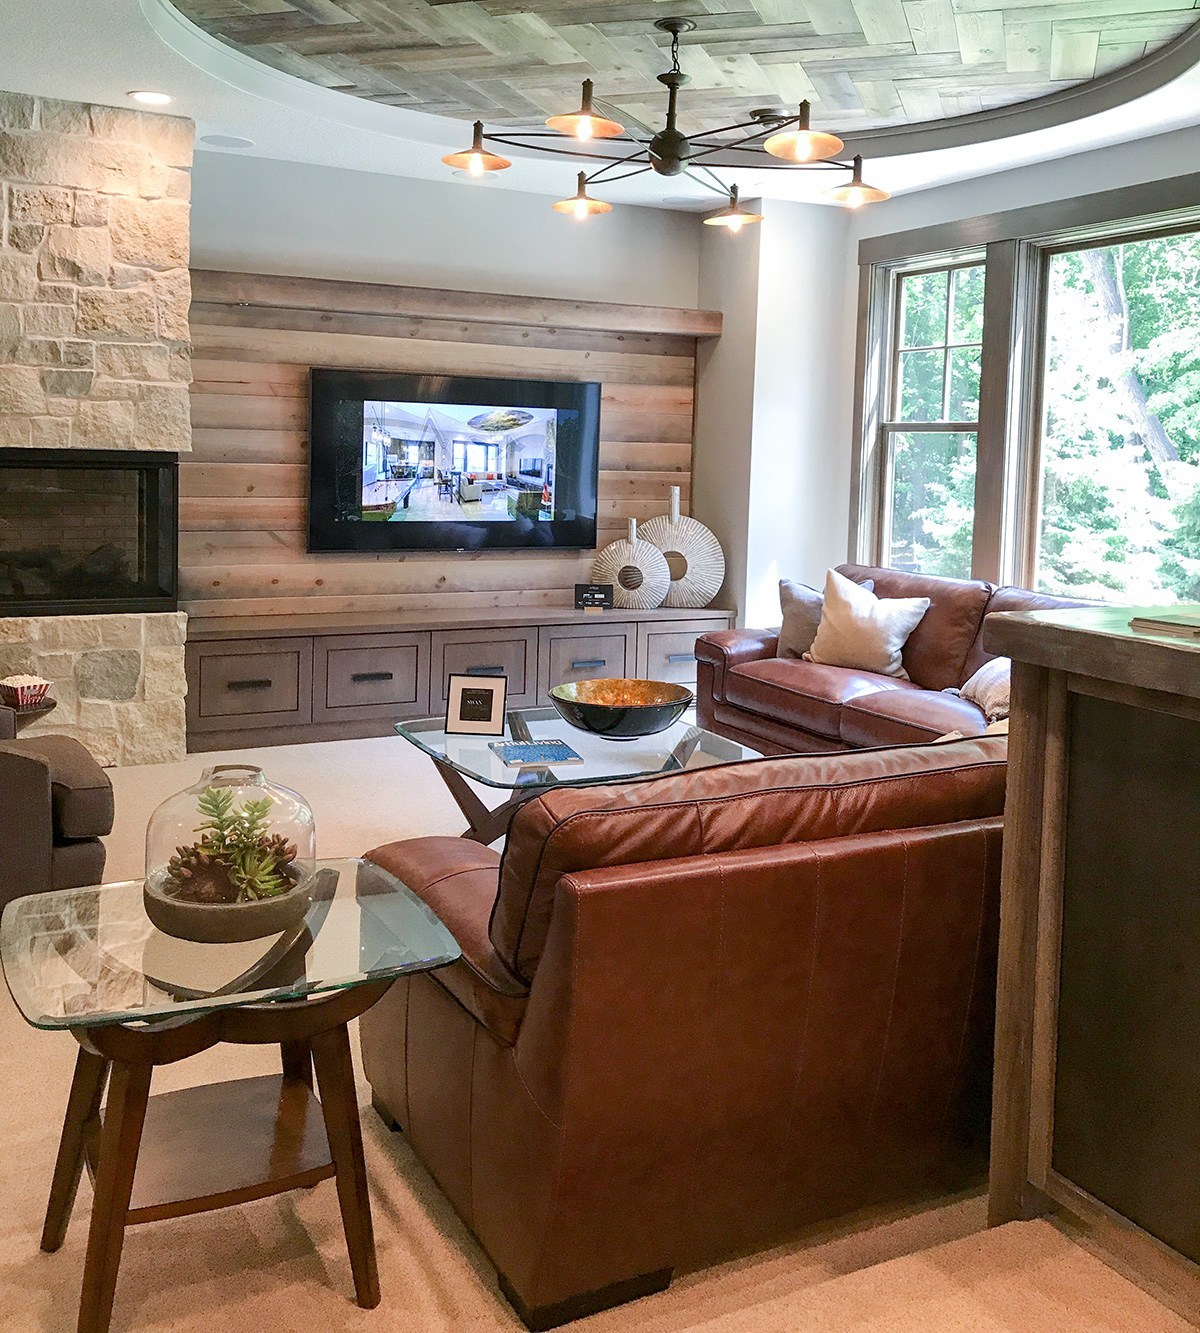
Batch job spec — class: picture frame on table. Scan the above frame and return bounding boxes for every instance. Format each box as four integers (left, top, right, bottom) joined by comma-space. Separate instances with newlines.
445, 674, 508, 736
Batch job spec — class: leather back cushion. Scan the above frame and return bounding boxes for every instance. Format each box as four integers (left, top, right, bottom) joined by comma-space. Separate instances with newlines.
836, 564, 992, 691
962, 585, 1090, 680
490, 736, 1008, 982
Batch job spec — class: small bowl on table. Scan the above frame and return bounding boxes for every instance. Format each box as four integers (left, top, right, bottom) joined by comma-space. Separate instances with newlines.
549, 677, 694, 740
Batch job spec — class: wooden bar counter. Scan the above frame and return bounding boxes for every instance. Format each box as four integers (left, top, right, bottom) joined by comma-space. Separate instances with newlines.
986, 605, 1200, 1323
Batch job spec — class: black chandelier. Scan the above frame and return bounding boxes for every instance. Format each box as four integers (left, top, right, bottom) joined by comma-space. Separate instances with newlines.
442, 17, 889, 226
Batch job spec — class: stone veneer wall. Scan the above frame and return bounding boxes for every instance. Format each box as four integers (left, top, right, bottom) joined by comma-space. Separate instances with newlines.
0, 91, 194, 765
0, 613, 187, 766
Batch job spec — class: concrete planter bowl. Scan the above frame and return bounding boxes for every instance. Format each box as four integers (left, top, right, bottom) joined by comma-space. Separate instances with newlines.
143, 868, 313, 944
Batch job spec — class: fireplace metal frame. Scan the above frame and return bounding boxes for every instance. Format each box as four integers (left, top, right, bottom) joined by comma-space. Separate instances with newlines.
0, 448, 178, 617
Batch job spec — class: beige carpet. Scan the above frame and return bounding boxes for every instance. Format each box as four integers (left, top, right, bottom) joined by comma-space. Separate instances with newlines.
0, 737, 1188, 1331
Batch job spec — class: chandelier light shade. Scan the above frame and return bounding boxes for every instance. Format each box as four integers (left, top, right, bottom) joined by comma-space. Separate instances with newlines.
702, 185, 763, 232
763, 101, 844, 163
441, 120, 511, 176
552, 171, 613, 219
443, 18, 888, 224
823, 155, 891, 208
545, 79, 625, 141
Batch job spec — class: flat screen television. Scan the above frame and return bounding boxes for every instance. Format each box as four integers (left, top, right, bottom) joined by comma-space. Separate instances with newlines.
308, 368, 601, 553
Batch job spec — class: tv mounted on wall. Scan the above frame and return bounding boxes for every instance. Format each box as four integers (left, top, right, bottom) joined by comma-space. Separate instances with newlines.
308, 368, 601, 553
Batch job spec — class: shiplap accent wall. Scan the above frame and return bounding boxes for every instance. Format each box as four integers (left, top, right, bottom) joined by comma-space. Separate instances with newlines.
182, 270, 720, 620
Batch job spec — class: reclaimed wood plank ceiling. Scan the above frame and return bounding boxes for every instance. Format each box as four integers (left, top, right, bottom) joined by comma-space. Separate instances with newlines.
168, 1, 1200, 133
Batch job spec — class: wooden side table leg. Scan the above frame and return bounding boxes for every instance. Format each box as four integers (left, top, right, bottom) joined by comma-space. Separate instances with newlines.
280, 1038, 312, 1088
43, 1048, 110, 1253
78, 1060, 152, 1333
310, 1023, 380, 1309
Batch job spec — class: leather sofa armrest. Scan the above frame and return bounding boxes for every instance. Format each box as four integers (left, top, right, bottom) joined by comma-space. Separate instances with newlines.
366, 837, 529, 1044
695, 628, 780, 702
0, 706, 15, 741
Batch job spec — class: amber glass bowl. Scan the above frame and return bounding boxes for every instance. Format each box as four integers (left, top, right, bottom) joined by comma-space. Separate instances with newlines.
549, 678, 694, 739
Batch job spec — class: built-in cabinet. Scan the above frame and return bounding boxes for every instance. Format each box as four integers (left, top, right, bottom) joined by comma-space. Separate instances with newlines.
186, 607, 731, 751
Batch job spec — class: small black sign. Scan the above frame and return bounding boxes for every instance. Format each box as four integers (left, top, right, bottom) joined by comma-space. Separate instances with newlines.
575, 582, 614, 610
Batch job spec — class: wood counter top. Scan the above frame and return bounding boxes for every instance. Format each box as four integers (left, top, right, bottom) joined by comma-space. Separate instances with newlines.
983, 605, 1200, 702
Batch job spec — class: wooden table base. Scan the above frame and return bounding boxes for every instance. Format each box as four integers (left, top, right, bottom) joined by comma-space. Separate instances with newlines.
43, 982, 390, 1333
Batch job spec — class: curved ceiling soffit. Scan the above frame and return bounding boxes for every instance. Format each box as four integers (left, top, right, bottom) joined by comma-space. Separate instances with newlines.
149, 0, 1200, 164
841, 21, 1200, 158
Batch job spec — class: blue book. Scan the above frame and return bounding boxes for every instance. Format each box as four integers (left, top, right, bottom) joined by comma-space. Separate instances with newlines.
488, 739, 584, 767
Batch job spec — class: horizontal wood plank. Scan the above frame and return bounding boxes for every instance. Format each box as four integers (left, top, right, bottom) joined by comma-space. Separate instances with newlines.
190, 304, 701, 363
185, 268, 702, 617
190, 269, 723, 339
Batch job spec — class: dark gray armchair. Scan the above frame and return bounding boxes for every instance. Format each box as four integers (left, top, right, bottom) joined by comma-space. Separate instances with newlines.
0, 727, 114, 910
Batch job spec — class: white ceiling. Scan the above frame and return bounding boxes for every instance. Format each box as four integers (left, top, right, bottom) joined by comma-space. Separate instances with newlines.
0, 0, 1197, 210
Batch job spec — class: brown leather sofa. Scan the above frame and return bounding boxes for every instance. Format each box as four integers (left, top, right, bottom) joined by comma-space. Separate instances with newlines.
0, 730, 114, 909
696, 563, 1081, 755
361, 736, 1007, 1329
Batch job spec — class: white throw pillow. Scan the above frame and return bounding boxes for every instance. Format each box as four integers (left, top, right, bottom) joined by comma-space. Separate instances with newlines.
959, 656, 1012, 722
777, 577, 872, 659
804, 568, 930, 679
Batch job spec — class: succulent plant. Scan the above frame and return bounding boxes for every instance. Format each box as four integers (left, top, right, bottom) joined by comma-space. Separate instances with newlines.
162, 786, 300, 904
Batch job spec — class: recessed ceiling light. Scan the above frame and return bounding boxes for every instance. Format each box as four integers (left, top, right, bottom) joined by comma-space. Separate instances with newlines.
201, 134, 255, 149
129, 90, 173, 107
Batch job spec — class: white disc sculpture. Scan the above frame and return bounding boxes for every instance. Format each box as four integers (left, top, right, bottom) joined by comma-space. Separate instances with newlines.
591, 517, 671, 611
640, 486, 725, 608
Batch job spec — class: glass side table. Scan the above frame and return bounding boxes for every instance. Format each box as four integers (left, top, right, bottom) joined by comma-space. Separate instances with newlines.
0, 858, 459, 1333
396, 706, 761, 843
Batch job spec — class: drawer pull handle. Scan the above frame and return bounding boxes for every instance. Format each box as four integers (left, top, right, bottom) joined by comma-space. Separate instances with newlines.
467, 665, 504, 676
227, 678, 272, 691
352, 671, 394, 683
667, 653, 696, 664
572, 658, 607, 671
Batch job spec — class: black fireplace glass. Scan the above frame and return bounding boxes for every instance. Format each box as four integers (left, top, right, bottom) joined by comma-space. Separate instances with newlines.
0, 449, 177, 616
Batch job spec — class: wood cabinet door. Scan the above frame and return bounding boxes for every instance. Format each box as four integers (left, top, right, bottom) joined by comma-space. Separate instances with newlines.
313, 633, 431, 723
188, 638, 313, 733
432, 627, 539, 709
538, 623, 634, 702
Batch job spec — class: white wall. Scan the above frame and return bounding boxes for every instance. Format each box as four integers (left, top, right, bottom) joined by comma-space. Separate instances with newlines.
691, 224, 761, 626
189, 151, 703, 308
691, 200, 854, 625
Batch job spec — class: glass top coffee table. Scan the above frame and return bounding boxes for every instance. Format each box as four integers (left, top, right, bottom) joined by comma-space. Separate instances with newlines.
0, 859, 459, 1333
396, 706, 761, 843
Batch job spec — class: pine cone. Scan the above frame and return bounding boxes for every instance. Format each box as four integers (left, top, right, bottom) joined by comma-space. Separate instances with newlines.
164, 843, 238, 903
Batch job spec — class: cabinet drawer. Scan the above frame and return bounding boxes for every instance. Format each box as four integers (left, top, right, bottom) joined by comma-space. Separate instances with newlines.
433, 628, 538, 708
539, 623, 634, 701
314, 633, 430, 722
189, 638, 313, 732
640, 625, 708, 686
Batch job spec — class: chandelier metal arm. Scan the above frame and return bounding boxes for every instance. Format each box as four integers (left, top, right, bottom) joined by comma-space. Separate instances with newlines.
685, 164, 737, 199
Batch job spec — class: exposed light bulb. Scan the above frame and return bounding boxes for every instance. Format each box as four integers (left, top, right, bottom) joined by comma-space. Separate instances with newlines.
573, 197, 588, 221
576, 116, 594, 141
468, 152, 484, 177
846, 186, 865, 209
726, 214, 744, 234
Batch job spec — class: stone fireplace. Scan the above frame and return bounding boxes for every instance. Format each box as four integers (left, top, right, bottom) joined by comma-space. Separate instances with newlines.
0, 91, 194, 764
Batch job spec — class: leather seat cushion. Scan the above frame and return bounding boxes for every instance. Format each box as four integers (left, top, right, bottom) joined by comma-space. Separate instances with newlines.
840, 688, 989, 748
724, 659, 917, 740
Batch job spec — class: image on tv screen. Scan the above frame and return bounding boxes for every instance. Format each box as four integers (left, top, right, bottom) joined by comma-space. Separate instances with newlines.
359, 400, 564, 524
